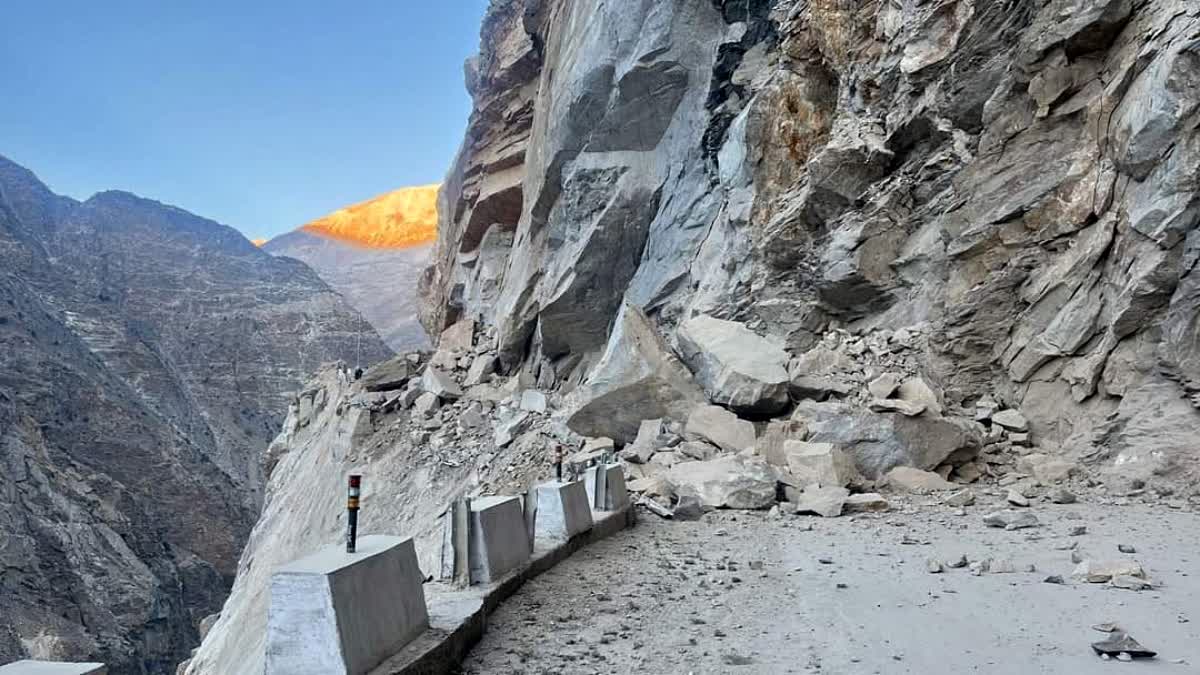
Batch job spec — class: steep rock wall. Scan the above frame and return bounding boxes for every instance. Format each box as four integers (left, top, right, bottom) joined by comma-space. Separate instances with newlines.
423, 0, 1200, 483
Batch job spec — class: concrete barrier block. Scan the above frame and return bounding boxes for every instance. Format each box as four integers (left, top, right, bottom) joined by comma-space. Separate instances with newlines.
0, 663, 106, 675
585, 464, 630, 511
469, 496, 531, 584
535, 480, 594, 541
266, 535, 429, 675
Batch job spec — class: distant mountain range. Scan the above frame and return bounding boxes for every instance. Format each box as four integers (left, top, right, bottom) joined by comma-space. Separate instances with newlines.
0, 154, 391, 672
260, 185, 439, 351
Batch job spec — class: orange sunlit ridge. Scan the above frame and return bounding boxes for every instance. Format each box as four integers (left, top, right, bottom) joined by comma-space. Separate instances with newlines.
298, 184, 440, 249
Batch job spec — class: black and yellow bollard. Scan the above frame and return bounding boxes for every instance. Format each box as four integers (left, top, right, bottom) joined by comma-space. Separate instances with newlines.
346, 474, 362, 553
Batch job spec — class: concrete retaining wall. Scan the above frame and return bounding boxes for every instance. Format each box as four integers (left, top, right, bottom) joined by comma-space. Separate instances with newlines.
266, 535, 428, 675
369, 505, 635, 675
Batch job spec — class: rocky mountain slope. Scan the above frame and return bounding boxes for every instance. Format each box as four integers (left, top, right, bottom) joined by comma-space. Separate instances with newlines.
263, 232, 432, 351
0, 154, 391, 672
420, 0, 1200, 482
192, 0, 1200, 671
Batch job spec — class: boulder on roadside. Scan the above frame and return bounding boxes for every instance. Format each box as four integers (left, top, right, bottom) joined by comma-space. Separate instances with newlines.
413, 392, 440, 418
519, 390, 548, 413
869, 398, 927, 416
790, 485, 850, 518
627, 476, 672, 499
992, 409, 1029, 432
884, 466, 959, 493
844, 492, 889, 513
665, 455, 778, 509
897, 376, 943, 416
868, 373, 901, 399
983, 510, 1040, 530
359, 356, 415, 392
566, 302, 706, 442
464, 354, 497, 386
678, 440, 720, 461
677, 315, 791, 414
789, 375, 853, 401
1071, 559, 1145, 583
945, 489, 976, 507
795, 400, 981, 478
439, 318, 475, 352
759, 419, 809, 467
778, 441, 858, 488
421, 368, 463, 401
685, 404, 756, 453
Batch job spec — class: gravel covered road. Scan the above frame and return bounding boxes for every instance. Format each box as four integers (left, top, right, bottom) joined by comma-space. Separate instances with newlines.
459, 495, 1198, 674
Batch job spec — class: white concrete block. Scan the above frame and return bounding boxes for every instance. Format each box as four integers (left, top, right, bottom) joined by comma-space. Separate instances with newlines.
585, 464, 630, 511
535, 480, 594, 541
0, 663, 106, 675
468, 496, 531, 584
266, 535, 429, 675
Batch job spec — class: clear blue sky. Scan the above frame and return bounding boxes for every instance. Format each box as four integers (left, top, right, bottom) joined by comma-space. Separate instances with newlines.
0, 1, 488, 239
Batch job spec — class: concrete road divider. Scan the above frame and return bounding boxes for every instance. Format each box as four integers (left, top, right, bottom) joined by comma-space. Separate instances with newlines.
585, 464, 629, 511
266, 535, 428, 675
535, 480, 593, 541
468, 496, 531, 584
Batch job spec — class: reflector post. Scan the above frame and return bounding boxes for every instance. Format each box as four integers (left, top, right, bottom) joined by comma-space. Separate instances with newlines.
347, 475, 362, 553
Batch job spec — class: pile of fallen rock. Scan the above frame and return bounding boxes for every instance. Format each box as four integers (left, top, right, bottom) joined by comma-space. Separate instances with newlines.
557, 313, 1092, 519
356, 312, 1196, 522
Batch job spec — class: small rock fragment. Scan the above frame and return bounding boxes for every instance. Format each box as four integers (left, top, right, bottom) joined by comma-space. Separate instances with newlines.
1117, 544, 1136, 554
1006, 490, 1030, 507
843, 492, 890, 513
926, 558, 944, 574
1111, 575, 1153, 591
1044, 575, 1065, 585
1091, 632, 1156, 659
1050, 488, 1077, 504
945, 489, 976, 507
1072, 560, 1145, 583
992, 409, 1029, 432
1068, 525, 1087, 536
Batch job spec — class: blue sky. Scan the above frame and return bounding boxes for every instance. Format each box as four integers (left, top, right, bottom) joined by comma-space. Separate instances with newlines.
0, 1, 488, 239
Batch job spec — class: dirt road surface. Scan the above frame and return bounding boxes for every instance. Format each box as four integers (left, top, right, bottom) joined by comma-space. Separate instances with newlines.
460, 494, 1198, 674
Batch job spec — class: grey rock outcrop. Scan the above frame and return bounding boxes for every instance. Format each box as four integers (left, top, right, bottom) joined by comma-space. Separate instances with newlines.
565, 302, 705, 442
795, 401, 980, 479
676, 314, 790, 414
414, 0, 1200, 494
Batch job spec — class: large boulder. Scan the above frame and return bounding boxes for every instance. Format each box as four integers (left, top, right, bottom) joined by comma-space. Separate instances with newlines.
793, 401, 981, 479
665, 456, 778, 510
676, 315, 790, 414
684, 404, 756, 453
421, 368, 463, 401
359, 356, 415, 393
777, 441, 858, 488
566, 302, 706, 442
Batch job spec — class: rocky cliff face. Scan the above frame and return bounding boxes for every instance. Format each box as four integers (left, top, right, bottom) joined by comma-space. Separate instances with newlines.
421, 0, 1200, 484
263, 232, 432, 351
0, 155, 391, 672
